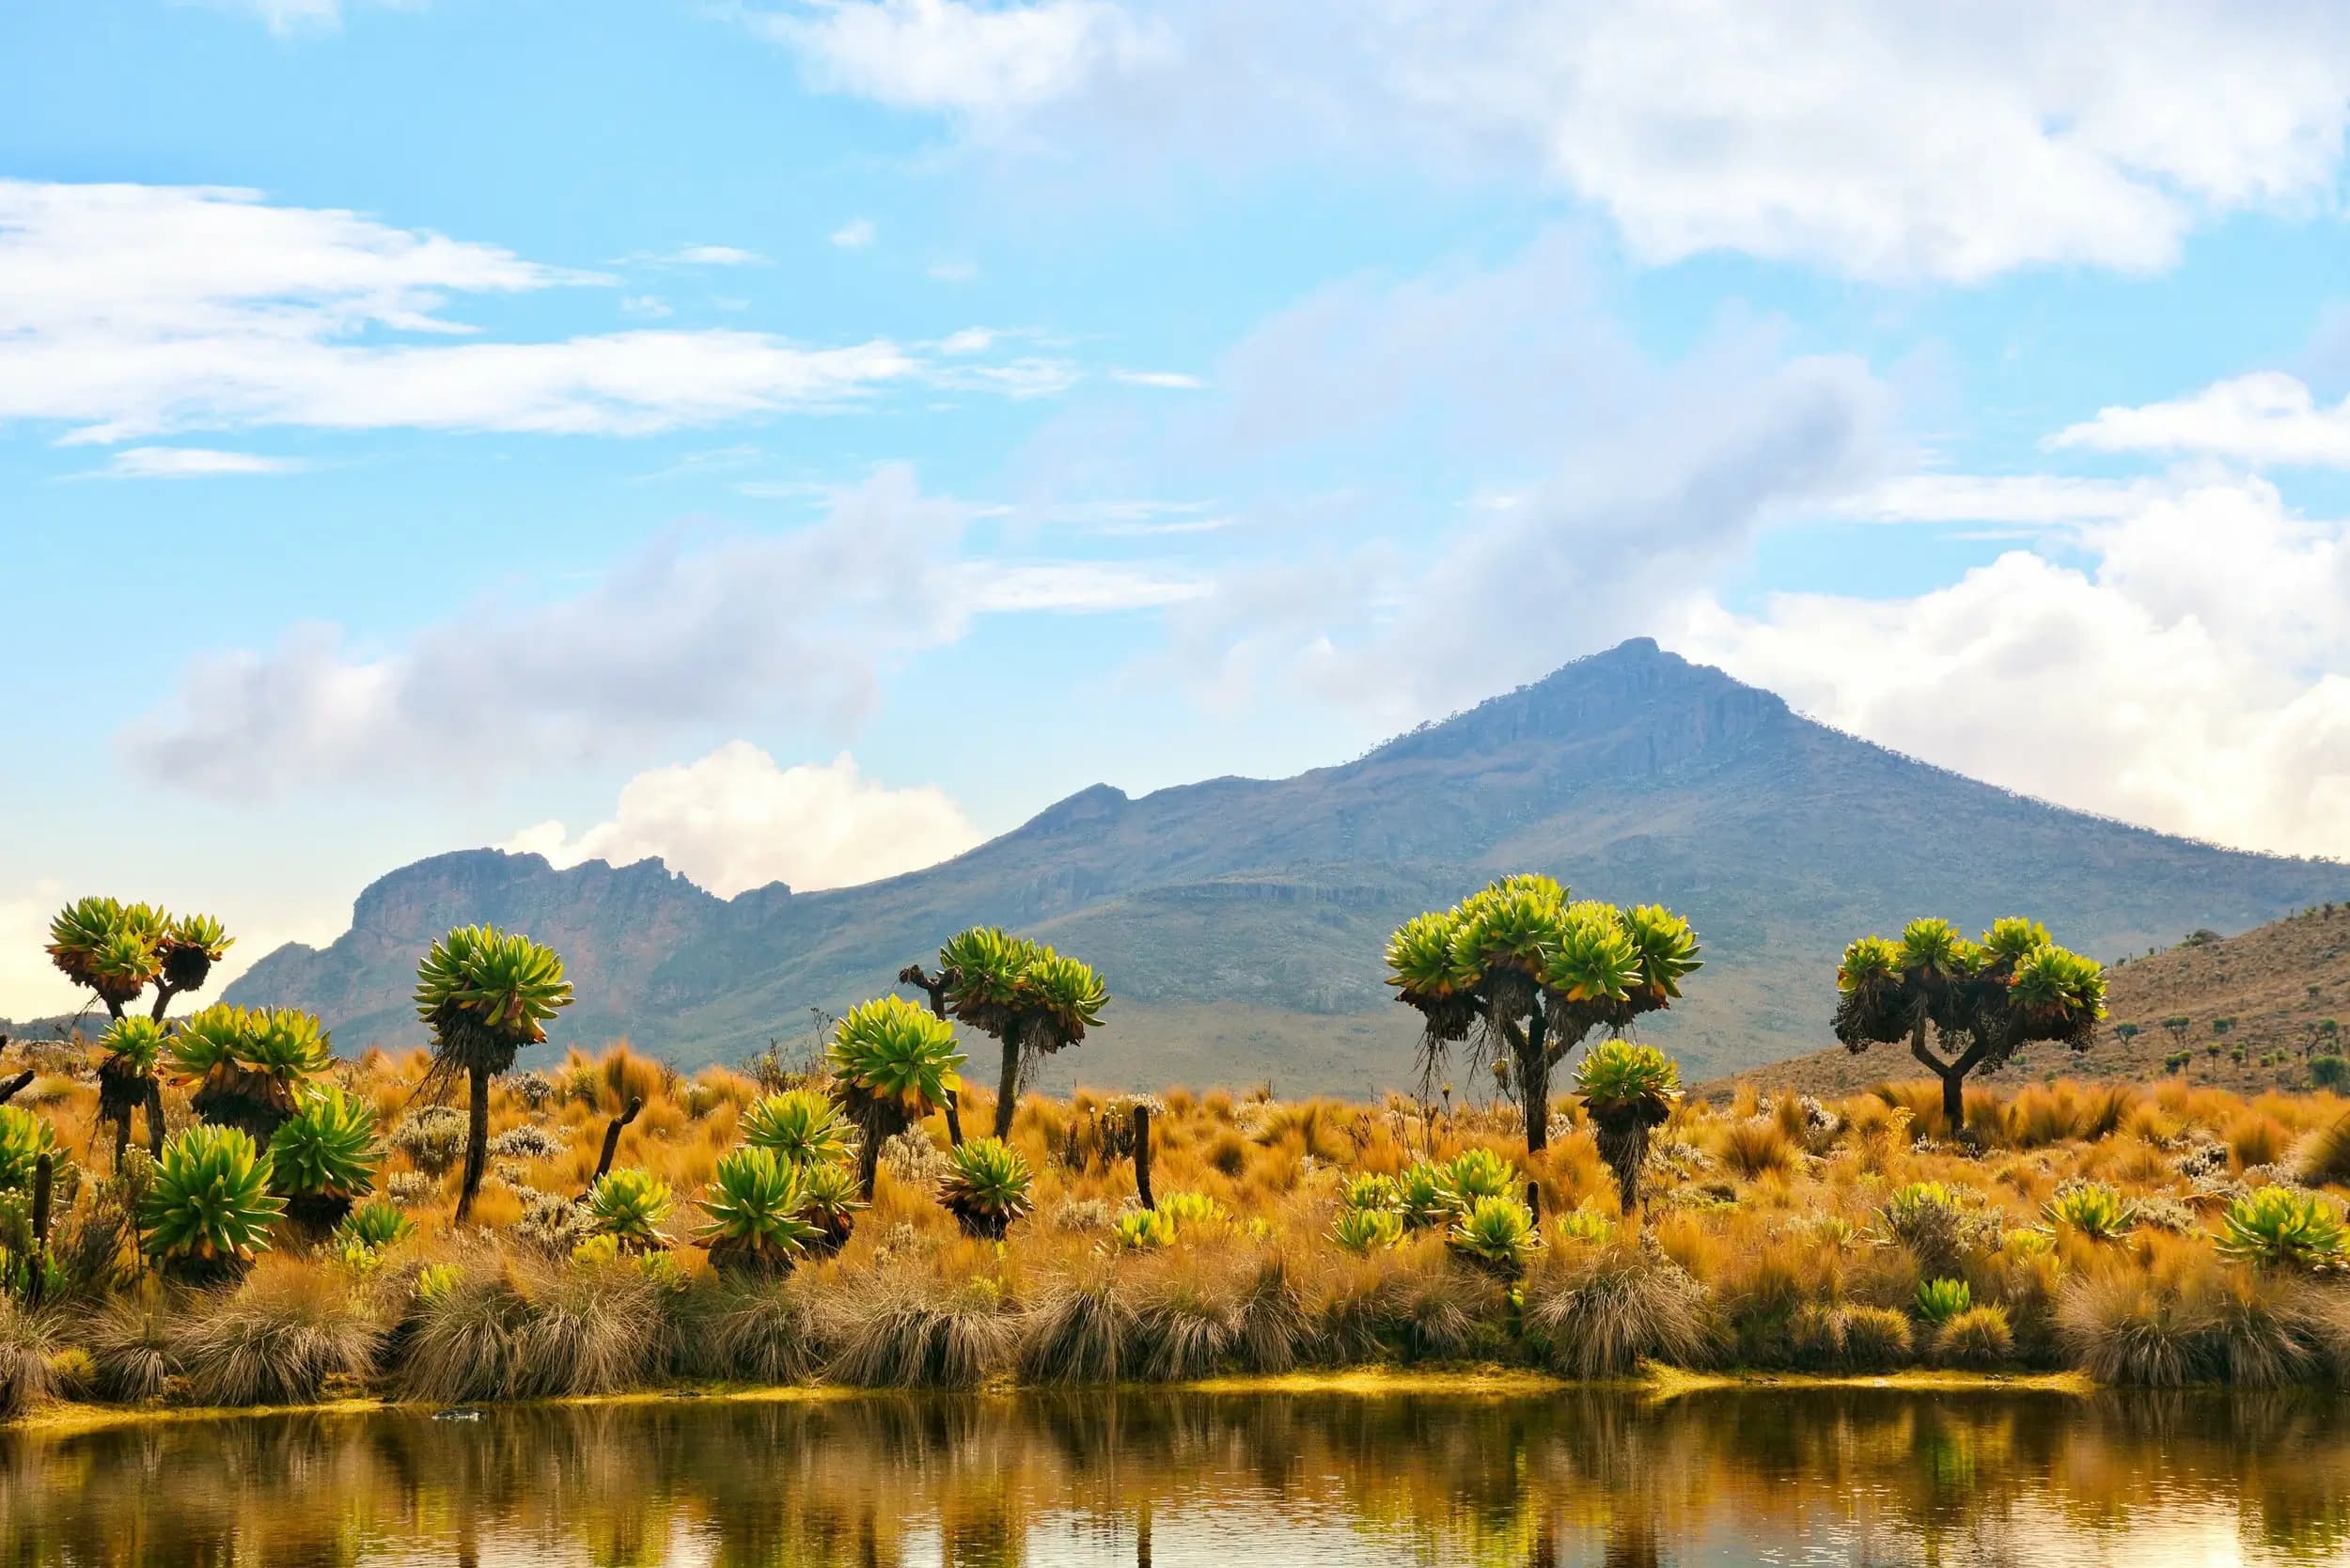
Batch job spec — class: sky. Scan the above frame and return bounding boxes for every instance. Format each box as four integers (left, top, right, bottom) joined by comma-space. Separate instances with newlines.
7, 0, 2350, 1018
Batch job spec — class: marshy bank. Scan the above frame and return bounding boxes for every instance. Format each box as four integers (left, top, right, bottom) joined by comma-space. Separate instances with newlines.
5, 1385, 2347, 1565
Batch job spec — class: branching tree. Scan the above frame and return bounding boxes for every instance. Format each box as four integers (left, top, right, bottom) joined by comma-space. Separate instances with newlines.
900, 928, 1107, 1140
414, 925, 573, 1225
1382, 875, 1701, 1156
1834, 917, 2106, 1137
45, 897, 232, 1158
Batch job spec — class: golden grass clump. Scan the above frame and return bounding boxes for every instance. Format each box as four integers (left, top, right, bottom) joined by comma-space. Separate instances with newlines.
173, 1259, 384, 1406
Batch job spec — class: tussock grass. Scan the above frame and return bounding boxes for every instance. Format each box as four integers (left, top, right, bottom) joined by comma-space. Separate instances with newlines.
0, 1301, 57, 1419
1524, 1243, 1709, 1377
824, 1276, 1015, 1390
173, 1261, 383, 1406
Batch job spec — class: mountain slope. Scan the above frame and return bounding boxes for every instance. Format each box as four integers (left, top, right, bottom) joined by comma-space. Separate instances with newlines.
228, 639, 2350, 1092
1711, 904, 2350, 1100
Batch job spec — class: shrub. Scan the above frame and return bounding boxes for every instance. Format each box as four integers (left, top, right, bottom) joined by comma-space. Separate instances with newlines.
2043, 1181, 2137, 1241
697, 1149, 818, 1274
1934, 1304, 2013, 1368
585, 1168, 675, 1252
2217, 1187, 2345, 1270
1442, 1148, 1516, 1205
1155, 1191, 1230, 1235
2311, 1055, 2349, 1090
487, 1124, 560, 1161
86, 1295, 175, 1403
2295, 1114, 2350, 1188
1879, 1183, 1994, 1276
171, 1262, 383, 1405
333, 1198, 415, 1257
1394, 1162, 1454, 1231
1113, 1210, 1176, 1250
1719, 1116, 1797, 1178
0, 1106, 59, 1193
1914, 1278, 1972, 1326
824, 1276, 1013, 1390
936, 1137, 1034, 1239
390, 1106, 469, 1176
141, 1125, 285, 1283
683, 1276, 821, 1384
1331, 1207, 1404, 1254
1523, 1242, 1708, 1376
1019, 1269, 1136, 1385
0, 1299, 57, 1419
1448, 1196, 1538, 1278
1340, 1172, 1401, 1213
740, 1090, 855, 1168
1134, 1278, 1234, 1381
795, 1161, 863, 1257
268, 1087, 382, 1234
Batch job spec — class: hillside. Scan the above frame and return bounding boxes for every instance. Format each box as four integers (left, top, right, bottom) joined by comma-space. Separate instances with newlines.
1712, 904, 2350, 1099
226, 639, 2350, 1093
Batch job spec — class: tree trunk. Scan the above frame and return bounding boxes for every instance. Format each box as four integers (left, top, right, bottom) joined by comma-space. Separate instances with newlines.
456, 1065, 490, 1226
1521, 1011, 1552, 1155
856, 1128, 883, 1200
1133, 1104, 1154, 1210
582, 1097, 644, 1196
943, 1092, 964, 1149
1939, 1064, 1966, 1137
993, 1041, 1022, 1140
145, 1079, 164, 1159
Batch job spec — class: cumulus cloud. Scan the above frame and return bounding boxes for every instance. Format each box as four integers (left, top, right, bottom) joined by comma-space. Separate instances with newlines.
1832, 473, 2169, 528
0, 181, 1058, 445
1678, 476, 2350, 860
829, 218, 877, 249
2050, 372, 2350, 468
745, 1, 2350, 283
505, 745, 980, 897
120, 463, 1201, 796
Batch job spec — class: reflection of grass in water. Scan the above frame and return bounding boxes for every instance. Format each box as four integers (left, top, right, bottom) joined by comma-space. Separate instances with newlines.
4, 1388, 2348, 1566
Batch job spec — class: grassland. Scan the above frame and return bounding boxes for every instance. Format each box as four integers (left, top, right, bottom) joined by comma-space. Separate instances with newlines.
3, 1033, 2349, 1421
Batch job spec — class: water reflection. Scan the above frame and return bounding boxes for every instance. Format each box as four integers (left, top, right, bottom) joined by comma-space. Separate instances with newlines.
3, 1387, 2346, 1566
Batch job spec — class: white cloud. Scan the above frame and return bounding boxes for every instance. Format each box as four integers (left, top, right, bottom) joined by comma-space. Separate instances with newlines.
2050, 372, 2350, 468
622, 243, 766, 267
0, 181, 1059, 444
751, 0, 1168, 115
121, 463, 1200, 796
750, 1, 2350, 283
829, 218, 878, 249
1111, 368, 1203, 389
1833, 473, 2168, 527
203, 0, 417, 36
1148, 234, 1894, 718
1678, 476, 2350, 860
939, 327, 995, 354
927, 259, 979, 283
619, 294, 674, 319
505, 745, 980, 897
86, 447, 307, 479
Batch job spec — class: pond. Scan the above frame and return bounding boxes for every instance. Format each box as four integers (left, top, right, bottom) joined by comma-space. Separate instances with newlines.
3, 1387, 2346, 1565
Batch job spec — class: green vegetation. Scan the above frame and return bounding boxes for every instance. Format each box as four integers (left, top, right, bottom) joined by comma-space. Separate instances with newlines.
829, 996, 964, 1197
414, 925, 574, 1225
1384, 875, 1700, 1156
937, 1137, 1034, 1239
903, 927, 1109, 1139
139, 1125, 284, 1284
1834, 916, 2107, 1137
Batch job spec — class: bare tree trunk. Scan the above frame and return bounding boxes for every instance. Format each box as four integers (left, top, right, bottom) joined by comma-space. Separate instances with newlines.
993, 1043, 1022, 1140
145, 1080, 164, 1159
582, 1097, 644, 1196
1133, 1104, 1154, 1210
456, 1065, 490, 1226
943, 1091, 964, 1149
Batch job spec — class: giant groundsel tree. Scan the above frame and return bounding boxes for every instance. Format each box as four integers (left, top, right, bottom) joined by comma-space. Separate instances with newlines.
901, 928, 1106, 1139
1384, 874, 1700, 1153
414, 925, 573, 1224
46, 896, 233, 1157
829, 995, 964, 1196
1834, 917, 2107, 1137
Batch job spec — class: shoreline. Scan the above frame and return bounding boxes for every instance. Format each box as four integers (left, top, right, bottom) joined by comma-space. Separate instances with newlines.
8, 1365, 2106, 1438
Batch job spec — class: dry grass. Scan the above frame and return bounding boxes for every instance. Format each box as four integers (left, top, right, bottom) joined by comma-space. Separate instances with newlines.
2, 1036, 2349, 1406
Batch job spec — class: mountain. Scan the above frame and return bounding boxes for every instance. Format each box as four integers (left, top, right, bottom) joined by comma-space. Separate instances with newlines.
1710, 903, 2350, 1100
227, 639, 2350, 1094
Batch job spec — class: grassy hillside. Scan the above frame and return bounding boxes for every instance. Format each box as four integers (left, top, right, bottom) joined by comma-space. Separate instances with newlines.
1712, 903, 2350, 1100
227, 639, 2350, 1088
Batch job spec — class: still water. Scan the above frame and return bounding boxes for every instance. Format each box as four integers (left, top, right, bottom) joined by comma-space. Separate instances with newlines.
4, 1387, 2346, 1566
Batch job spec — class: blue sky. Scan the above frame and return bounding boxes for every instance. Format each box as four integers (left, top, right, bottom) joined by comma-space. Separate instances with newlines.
7, 0, 2350, 1015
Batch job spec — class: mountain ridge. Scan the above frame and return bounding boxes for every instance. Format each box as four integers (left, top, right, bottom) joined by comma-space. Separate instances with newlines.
226, 639, 2350, 1092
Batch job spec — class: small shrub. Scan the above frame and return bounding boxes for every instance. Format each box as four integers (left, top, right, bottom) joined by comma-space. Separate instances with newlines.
390, 1106, 468, 1176
1442, 1148, 1516, 1205
2217, 1187, 2345, 1270
1523, 1242, 1708, 1377
1914, 1278, 1972, 1326
1019, 1269, 1136, 1385
585, 1168, 674, 1252
795, 1161, 863, 1257
740, 1090, 855, 1168
172, 1262, 383, 1406
1879, 1182, 1995, 1276
1935, 1304, 2013, 1368
2043, 1181, 2137, 1241
824, 1277, 1014, 1390
1340, 1172, 1402, 1213
1113, 1210, 1176, 1250
697, 1149, 818, 1274
332, 1198, 415, 1259
936, 1137, 1034, 1239
141, 1125, 285, 1283
1394, 1162, 1454, 1231
1447, 1196, 1538, 1278
1155, 1191, 1230, 1235
2311, 1055, 2349, 1090
1330, 1207, 1404, 1254
488, 1124, 560, 1161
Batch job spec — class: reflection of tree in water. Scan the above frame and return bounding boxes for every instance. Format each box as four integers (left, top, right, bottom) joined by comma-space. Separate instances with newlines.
0, 1388, 2345, 1565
